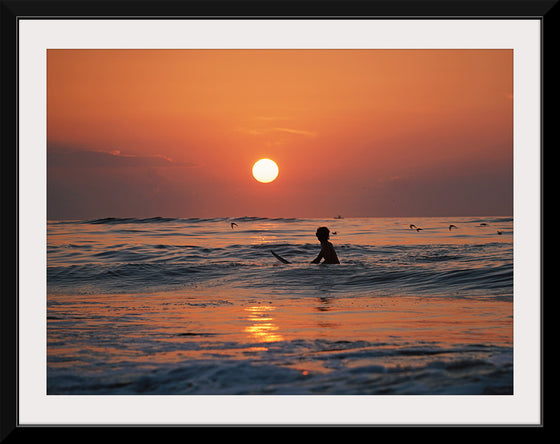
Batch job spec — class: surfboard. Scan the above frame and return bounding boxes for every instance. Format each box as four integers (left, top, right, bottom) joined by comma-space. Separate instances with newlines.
271, 250, 291, 264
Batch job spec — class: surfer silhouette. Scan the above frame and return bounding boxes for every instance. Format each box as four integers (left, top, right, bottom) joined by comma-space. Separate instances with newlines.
311, 226, 340, 264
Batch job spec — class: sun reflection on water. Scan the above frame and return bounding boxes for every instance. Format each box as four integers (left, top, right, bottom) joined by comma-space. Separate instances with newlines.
244, 305, 284, 343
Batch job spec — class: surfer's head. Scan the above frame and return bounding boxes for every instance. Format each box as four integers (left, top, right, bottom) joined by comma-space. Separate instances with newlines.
316, 226, 330, 242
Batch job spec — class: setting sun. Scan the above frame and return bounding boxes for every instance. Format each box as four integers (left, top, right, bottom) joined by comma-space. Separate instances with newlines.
252, 158, 279, 183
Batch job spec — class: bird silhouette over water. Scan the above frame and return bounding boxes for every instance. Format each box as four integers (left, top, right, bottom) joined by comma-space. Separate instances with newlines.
409, 224, 417, 230
231, 222, 238, 229
449, 224, 458, 230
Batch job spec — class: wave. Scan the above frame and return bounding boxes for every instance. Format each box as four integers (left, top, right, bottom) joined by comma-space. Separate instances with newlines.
47, 341, 512, 395
54, 215, 514, 225
85, 216, 188, 224
82, 216, 309, 225
47, 250, 513, 299
466, 216, 513, 224
48, 216, 513, 299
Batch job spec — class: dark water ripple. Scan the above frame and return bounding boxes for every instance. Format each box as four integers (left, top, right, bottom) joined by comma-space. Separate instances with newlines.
48, 217, 513, 298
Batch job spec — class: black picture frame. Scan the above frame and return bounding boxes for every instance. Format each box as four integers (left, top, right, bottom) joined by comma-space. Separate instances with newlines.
2, 0, 554, 436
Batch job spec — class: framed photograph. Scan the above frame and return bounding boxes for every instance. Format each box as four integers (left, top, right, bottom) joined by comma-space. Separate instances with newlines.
3, 0, 551, 433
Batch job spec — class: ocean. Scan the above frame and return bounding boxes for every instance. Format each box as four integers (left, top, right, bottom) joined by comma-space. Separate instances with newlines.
47, 216, 513, 395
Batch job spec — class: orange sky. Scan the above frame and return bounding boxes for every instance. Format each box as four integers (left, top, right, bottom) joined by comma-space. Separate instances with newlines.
47, 49, 513, 219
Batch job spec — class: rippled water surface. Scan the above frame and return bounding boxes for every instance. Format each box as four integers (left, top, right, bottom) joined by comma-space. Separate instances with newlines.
47, 216, 513, 395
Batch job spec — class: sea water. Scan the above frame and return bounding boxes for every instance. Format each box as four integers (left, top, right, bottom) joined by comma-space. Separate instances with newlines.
47, 216, 513, 395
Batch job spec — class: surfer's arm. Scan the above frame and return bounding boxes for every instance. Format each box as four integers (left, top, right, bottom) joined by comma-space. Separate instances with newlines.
311, 250, 324, 264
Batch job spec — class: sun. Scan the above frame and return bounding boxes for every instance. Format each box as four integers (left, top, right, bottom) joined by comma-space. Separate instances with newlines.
252, 158, 279, 183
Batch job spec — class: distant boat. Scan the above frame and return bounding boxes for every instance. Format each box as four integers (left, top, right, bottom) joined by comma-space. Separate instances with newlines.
334, 215, 344, 219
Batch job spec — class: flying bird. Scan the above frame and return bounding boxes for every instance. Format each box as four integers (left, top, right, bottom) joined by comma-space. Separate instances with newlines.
409, 224, 417, 230
231, 222, 238, 229
416, 227, 423, 232
449, 224, 458, 230
497, 231, 502, 235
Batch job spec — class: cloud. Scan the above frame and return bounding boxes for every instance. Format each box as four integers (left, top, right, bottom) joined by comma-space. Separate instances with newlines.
236, 115, 317, 139
274, 127, 316, 137
237, 126, 316, 138
48, 148, 196, 169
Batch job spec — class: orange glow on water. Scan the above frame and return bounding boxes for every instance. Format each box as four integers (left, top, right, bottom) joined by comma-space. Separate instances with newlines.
244, 305, 284, 343
48, 288, 512, 372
